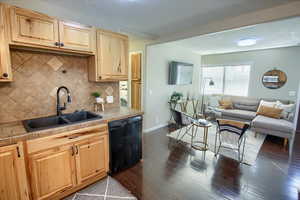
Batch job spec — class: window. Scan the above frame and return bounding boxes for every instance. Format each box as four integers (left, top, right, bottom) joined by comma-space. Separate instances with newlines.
202, 65, 251, 96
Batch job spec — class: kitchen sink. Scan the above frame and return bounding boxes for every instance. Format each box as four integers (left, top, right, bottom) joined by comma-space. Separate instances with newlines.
23, 111, 102, 132
62, 111, 101, 123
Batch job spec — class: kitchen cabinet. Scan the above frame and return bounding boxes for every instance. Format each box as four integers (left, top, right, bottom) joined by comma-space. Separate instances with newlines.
131, 81, 142, 110
29, 144, 76, 200
59, 21, 96, 53
89, 29, 128, 81
0, 3, 12, 82
131, 53, 142, 81
26, 124, 109, 200
0, 143, 30, 200
75, 135, 109, 184
10, 6, 59, 48
9, 6, 95, 53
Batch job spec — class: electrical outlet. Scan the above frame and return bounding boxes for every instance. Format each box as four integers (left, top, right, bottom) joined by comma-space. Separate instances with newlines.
289, 91, 296, 97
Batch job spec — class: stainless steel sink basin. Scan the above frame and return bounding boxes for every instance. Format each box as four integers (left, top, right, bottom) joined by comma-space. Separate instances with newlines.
23, 111, 102, 132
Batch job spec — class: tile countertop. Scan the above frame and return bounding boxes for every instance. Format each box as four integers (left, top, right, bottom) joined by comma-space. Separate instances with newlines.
0, 107, 143, 147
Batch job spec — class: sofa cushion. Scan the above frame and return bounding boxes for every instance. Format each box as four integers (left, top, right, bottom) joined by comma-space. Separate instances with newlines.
221, 109, 257, 120
252, 115, 294, 133
232, 97, 260, 112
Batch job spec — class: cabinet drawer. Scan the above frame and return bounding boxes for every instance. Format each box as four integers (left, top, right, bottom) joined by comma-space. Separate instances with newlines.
26, 124, 108, 154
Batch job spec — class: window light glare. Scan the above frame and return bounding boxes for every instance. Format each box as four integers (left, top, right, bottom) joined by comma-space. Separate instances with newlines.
237, 38, 257, 46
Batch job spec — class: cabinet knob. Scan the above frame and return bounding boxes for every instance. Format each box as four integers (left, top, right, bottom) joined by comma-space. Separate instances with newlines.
60, 43, 64, 47
99, 76, 102, 80
55, 42, 60, 46
2, 73, 8, 78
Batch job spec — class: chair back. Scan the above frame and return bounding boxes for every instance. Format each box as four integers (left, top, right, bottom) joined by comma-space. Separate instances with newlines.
170, 109, 184, 126
217, 119, 250, 138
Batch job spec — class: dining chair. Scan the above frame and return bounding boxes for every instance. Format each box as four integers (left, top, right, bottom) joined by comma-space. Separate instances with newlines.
170, 109, 194, 142
214, 119, 250, 163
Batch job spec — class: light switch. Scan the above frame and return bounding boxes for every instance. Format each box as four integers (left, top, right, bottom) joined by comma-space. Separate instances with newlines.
106, 96, 114, 103
289, 91, 296, 97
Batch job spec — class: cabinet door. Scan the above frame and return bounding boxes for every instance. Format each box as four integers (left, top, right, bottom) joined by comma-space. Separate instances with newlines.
0, 4, 12, 82
29, 145, 76, 200
131, 53, 141, 80
75, 135, 108, 184
10, 6, 59, 47
0, 144, 30, 200
131, 81, 141, 110
59, 21, 96, 53
118, 36, 129, 77
97, 30, 128, 80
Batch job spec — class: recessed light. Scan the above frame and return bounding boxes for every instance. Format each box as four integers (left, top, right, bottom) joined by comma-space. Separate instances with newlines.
237, 38, 258, 46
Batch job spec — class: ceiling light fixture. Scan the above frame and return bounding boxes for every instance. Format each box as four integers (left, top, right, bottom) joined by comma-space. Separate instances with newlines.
237, 38, 258, 46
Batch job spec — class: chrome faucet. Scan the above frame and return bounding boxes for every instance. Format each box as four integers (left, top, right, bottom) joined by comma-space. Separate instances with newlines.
57, 86, 72, 116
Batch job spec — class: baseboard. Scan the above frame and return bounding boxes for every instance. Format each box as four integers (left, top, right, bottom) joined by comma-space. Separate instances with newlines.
143, 123, 169, 133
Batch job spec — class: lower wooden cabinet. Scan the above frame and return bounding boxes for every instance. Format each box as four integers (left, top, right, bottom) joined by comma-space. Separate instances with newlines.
75, 135, 109, 184
0, 143, 30, 200
27, 125, 109, 200
29, 144, 76, 200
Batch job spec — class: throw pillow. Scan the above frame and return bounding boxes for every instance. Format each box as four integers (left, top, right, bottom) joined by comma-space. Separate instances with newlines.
257, 100, 277, 112
257, 105, 283, 119
219, 99, 233, 109
275, 101, 295, 119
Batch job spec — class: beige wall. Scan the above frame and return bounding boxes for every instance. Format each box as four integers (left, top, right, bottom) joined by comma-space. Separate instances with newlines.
201, 46, 300, 101
144, 43, 201, 131
0, 50, 119, 123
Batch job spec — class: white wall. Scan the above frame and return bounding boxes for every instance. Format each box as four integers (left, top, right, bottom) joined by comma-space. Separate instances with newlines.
201, 46, 300, 101
144, 43, 201, 132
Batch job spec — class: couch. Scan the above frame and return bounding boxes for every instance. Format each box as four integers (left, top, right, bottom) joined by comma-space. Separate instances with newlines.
205, 95, 296, 145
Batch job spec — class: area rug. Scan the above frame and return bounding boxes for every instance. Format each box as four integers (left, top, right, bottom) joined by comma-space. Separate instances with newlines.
167, 124, 266, 165
64, 176, 137, 200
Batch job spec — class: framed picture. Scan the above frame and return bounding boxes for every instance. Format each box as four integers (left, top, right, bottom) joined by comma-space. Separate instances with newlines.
262, 75, 279, 83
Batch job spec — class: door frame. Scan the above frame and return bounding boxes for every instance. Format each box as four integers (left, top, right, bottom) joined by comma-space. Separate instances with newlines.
129, 51, 143, 110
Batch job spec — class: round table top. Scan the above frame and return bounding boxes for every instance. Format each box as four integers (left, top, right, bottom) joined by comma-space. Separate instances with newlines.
192, 119, 212, 128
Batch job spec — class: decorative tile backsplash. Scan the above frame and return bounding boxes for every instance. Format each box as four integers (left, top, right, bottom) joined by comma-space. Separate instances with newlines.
0, 50, 119, 123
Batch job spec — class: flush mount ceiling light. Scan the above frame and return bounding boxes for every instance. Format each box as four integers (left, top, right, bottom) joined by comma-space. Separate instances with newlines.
237, 38, 258, 46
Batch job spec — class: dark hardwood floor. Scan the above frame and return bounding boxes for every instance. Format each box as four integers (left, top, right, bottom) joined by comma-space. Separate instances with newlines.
112, 126, 299, 200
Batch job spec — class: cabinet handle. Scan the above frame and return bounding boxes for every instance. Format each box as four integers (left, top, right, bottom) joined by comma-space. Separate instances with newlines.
2, 73, 8, 78
16, 146, 21, 158
55, 42, 60, 46
75, 146, 79, 155
71, 146, 75, 156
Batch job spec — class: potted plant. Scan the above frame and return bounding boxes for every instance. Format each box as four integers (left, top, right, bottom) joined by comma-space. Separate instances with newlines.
170, 92, 183, 103
91, 92, 103, 103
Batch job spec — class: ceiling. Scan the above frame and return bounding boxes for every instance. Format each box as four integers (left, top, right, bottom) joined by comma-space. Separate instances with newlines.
0, 0, 295, 39
169, 16, 300, 55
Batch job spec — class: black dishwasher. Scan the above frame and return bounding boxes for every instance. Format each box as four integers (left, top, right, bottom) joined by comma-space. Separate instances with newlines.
108, 115, 142, 174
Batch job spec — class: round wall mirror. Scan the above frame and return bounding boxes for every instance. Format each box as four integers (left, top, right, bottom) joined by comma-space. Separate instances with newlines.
262, 69, 287, 89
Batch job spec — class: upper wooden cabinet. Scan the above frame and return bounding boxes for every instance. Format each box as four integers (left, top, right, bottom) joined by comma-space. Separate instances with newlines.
0, 143, 30, 200
10, 6, 59, 48
0, 3, 12, 82
131, 53, 142, 80
90, 30, 128, 81
9, 6, 95, 53
59, 21, 96, 53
